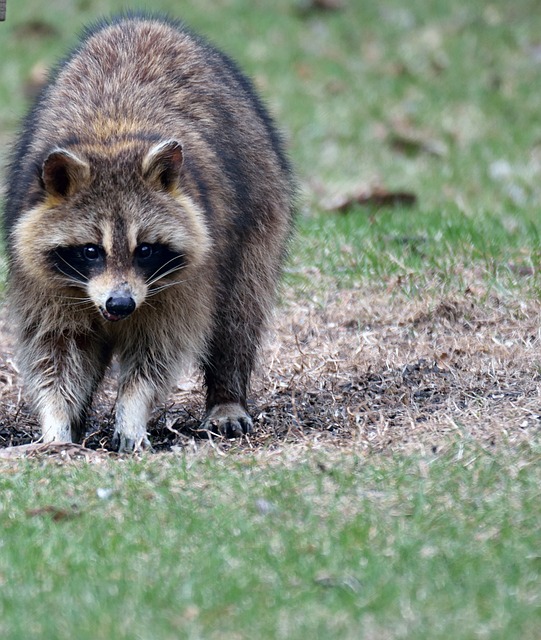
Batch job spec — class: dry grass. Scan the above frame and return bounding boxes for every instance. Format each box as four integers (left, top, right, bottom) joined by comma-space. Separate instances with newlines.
1, 278, 540, 458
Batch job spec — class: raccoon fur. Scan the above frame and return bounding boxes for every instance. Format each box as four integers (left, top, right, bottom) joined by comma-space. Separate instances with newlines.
3, 14, 294, 452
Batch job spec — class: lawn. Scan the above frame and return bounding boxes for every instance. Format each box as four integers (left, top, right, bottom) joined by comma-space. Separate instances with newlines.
1, 447, 540, 640
0, 0, 540, 638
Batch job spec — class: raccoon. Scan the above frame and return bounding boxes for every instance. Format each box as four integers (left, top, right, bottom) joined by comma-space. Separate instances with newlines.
3, 14, 294, 452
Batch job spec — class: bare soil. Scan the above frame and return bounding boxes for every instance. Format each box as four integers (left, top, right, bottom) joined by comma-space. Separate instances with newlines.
1, 284, 540, 457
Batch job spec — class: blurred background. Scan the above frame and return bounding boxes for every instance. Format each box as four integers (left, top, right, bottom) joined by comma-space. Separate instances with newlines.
2, 0, 541, 288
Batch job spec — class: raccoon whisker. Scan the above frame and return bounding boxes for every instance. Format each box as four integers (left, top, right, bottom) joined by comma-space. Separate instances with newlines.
66, 300, 96, 310
54, 275, 88, 289
146, 277, 194, 297
145, 258, 186, 285
146, 270, 184, 286
53, 252, 89, 283
50, 293, 95, 310
60, 295, 92, 302
146, 284, 177, 297
142, 299, 158, 312
146, 265, 186, 287
145, 268, 170, 286
147, 272, 184, 288
53, 267, 88, 289
144, 255, 185, 284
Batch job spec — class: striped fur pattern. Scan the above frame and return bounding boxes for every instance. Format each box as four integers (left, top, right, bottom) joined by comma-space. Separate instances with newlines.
3, 15, 294, 452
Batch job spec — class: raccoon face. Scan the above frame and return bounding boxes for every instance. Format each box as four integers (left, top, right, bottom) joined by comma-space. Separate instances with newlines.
50, 241, 186, 321
13, 139, 210, 322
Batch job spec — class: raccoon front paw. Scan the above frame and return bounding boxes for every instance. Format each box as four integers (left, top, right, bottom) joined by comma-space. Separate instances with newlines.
112, 431, 152, 454
201, 403, 253, 438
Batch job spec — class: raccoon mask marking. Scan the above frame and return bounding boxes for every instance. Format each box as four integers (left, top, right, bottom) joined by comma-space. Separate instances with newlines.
50, 243, 106, 285
48, 241, 186, 321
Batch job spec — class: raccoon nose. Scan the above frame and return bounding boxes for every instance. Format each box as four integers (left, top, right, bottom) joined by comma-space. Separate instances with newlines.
105, 295, 136, 318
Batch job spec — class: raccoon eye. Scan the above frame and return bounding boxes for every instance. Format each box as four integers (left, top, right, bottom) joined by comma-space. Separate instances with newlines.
83, 244, 101, 261
135, 243, 153, 260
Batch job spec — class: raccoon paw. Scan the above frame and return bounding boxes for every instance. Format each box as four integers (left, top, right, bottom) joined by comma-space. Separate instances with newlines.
112, 431, 152, 454
201, 403, 253, 438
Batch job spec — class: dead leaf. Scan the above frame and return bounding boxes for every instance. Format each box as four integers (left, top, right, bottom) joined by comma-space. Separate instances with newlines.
388, 130, 448, 157
297, 0, 345, 16
295, 62, 313, 80
324, 187, 417, 213
26, 505, 80, 521
508, 263, 534, 277
14, 19, 59, 39
314, 571, 361, 591
24, 61, 49, 100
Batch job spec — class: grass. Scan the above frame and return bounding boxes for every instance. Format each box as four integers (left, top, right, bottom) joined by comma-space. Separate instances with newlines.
1, 0, 541, 638
290, 205, 541, 295
1, 445, 540, 640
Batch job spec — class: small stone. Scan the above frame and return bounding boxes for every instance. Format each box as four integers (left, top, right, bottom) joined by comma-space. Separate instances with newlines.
96, 487, 114, 500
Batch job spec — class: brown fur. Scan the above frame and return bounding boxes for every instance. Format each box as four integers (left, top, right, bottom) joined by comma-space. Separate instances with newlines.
3, 15, 294, 452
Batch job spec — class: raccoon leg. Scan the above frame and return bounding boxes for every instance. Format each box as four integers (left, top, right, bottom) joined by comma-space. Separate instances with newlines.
199, 221, 290, 437
19, 331, 111, 444
40, 399, 89, 443
111, 378, 154, 454
112, 346, 176, 453
201, 282, 264, 437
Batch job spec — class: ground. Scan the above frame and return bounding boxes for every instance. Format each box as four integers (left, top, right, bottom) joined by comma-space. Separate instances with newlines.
2, 279, 539, 457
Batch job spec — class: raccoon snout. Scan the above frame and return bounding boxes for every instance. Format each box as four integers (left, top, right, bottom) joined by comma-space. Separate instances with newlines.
103, 293, 136, 321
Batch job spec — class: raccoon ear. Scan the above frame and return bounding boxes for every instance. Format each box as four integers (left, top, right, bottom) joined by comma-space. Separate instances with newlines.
142, 140, 183, 192
42, 149, 90, 198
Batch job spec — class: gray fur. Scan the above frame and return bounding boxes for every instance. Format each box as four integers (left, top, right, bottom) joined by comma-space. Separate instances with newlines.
3, 15, 294, 452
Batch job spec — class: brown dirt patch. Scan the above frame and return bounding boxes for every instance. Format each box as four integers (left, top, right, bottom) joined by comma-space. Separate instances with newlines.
1, 287, 540, 457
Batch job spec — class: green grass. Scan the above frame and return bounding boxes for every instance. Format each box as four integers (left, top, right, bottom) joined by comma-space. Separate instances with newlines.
2, 0, 541, 638
1, 445, 540, 640
289, 205, 541, 296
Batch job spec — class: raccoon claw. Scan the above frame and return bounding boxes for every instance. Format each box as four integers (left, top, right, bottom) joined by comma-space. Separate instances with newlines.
217, 416, 253, 438
201, 403, 253, 438
112, 432, 152, 454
